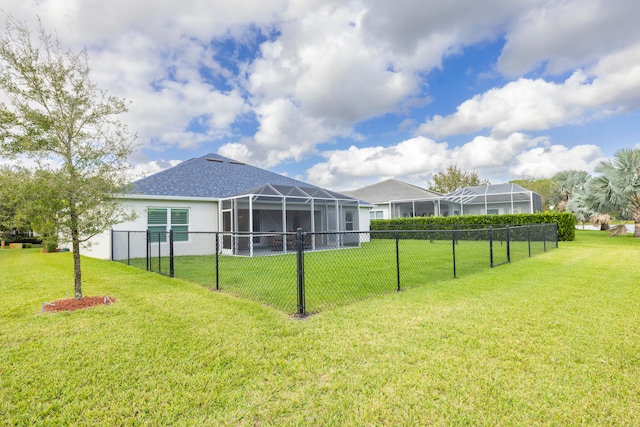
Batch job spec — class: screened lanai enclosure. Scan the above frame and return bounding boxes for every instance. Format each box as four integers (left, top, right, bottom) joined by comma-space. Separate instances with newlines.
388, 183, 542, 218
220, 184, 364, 256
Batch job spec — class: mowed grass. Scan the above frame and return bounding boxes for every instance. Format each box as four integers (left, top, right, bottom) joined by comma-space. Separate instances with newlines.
137, 236, 554, 313
1, 230, 639, 425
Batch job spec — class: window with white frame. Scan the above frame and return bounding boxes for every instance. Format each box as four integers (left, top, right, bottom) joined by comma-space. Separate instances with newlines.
370, 210, 384, 219
147, 208, 189, 242
345, 209, 355, 231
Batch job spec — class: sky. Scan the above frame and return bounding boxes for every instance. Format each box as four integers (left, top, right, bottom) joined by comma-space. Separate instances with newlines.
2, 0, 640, 191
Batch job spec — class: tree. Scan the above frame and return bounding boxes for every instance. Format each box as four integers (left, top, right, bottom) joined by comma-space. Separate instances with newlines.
0, 165, 31, 245
549, 170, 591, 211
565, 189, 600, 227
428, 164, 490, 194
510, 177, 554, 211
584, 148, 640, 238
0, 17, 136, 298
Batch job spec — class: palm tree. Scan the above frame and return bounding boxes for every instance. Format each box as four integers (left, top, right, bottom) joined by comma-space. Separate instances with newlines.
550, 170, 591, 211
585, 148, 640, 238
565, 190, 593, 226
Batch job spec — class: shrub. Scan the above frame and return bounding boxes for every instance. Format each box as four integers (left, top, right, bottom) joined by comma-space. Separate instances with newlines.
4, 236, 43, 245
371, 212, 575, 241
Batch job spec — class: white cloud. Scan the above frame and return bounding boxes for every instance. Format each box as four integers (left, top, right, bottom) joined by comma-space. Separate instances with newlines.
454, 133, 541, 170
498, 0, 640, 76
361, 0, 538, 71
418, 42, 640, 139
237, 3, 421, 165
306, 137, 452, 189
220, 98, 354, 167
305, 133, 606, 189
510, 144, 604, 178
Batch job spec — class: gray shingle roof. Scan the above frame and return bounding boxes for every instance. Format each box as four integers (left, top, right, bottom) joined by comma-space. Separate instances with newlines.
130, 153, 356, 200
341, 179, 442, 203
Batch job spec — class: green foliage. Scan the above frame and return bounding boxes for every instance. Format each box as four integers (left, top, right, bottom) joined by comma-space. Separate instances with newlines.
0, 166, 31, 238
585, 148, 640, 237
549, 169, 591, 211
3, 236, 41, 245
510, 177, 554, 211
428, 164, 490, 193
371, 212, 575, 241
43, 237, 59, 253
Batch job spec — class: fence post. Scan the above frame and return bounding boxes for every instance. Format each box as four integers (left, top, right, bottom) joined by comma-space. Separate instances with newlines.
215, 232, 220, 290
296, 228, 306, 316
489, 226, 494, 268
111, 229, 115, 261
169, 229, 175, 278
554, 223, 559, 248
452, 227, 457, 278
146, 229, 150, 271
543, 225, 547, 252
527, 225, 532, 257
506, 225, 511, 264
157, 232, 162, 273
127, 231, 131, 265
395, 231, 401, 292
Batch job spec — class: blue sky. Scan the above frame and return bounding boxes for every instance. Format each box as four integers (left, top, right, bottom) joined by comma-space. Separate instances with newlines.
4, 0, 640, 191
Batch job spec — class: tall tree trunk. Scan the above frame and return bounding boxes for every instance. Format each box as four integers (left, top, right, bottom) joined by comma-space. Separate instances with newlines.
70, 207, 83, 300
635, 220, 640, 238
73, 238, 82, 299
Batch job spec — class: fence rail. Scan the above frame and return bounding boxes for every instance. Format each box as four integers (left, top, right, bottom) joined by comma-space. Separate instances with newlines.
112, 224, 558, 316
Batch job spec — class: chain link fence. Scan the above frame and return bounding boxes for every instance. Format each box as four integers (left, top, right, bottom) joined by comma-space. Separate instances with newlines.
112, 223, 558, 315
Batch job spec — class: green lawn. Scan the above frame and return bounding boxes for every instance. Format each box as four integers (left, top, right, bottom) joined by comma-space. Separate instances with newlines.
1, 230, 639, 425
129, 235, 554, 314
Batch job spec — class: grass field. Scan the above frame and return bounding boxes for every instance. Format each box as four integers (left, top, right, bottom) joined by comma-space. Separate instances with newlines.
1, 230, 639, 425
127, 234, 554, 314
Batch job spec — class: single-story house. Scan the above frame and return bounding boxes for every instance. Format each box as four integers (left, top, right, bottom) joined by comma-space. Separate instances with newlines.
343, 180, 542, 219
84, 153, 371, 259
341, 179, 443, 219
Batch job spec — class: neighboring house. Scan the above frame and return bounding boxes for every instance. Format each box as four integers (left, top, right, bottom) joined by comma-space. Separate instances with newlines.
341, 179, 443, 219
343, 180, 542, 219
84, 153, 370, 259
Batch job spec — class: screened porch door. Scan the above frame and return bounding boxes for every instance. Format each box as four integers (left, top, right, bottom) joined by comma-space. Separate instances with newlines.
222, 209, 232, 254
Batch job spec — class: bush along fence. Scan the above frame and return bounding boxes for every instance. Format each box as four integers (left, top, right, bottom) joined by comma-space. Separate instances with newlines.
112, 223, 559, 316
372, 212, 575, 241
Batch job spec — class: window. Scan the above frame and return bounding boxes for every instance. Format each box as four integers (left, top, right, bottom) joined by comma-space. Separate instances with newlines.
370, 210, 384, 220
345, 209, 354, 231
147, 208, 189, 242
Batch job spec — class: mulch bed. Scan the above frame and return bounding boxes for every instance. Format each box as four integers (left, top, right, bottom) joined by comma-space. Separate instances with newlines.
43, 296, 116, 312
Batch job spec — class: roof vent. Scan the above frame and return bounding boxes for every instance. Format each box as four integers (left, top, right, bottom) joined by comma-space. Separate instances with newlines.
205, 157, 223, 162
229, 161, 245, 165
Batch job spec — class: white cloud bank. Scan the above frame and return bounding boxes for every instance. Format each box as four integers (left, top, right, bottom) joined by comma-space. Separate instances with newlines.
2, 0, 639, 185
418, 43, 640, 139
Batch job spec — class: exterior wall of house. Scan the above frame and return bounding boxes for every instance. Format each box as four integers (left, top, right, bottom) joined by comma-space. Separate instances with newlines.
462, 201, 534, 215
369, 204, 389, 220
358, 206, 371, 242
80, 197, 219, 260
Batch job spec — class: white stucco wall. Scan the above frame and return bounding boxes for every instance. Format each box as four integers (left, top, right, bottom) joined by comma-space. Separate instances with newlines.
80, 197, 219, 260
359, 205, 371, 242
